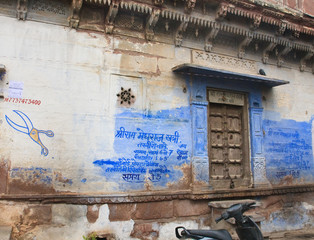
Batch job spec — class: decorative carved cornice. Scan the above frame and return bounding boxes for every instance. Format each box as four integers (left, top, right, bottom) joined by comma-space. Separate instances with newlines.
16, 0, 28, 20
262, 8, 285, 19
215, 1, 314, 36
2, 0, 314, 71
120, 1, 152, 14
1, 184, 314, 204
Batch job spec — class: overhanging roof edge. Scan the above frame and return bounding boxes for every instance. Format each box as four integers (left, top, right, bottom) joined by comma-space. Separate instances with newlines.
172, 63, 290, 87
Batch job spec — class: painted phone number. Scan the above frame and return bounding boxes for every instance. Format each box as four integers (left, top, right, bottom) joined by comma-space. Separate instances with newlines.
4, 98, 41, 105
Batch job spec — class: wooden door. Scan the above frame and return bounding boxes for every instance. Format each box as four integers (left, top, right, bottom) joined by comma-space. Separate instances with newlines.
208, 89, 251, 189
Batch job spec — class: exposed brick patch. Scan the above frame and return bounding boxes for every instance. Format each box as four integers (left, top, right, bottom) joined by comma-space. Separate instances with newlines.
130, 222, 159, 240
173, 199, 210, 217
108, 203, 136, 221
86, 205, 100, 223
133, 201, 173, 220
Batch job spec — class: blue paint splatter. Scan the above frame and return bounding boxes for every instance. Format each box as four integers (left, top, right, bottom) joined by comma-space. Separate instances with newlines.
93, 159, 119, 166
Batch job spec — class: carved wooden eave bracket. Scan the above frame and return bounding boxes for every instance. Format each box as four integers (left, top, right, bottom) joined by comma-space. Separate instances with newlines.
16, 0, 28, 20
153, 0, 164, 7
300, 48, 314, 72
277, 20, 288, 36
250, 14, 262, 30
70, 0, 83, 29
238, 33, 253, 59
145, 9, 160, 41
185, 0, 196, 14
175, 18, 189, 47
216, 3, 228, 21
262, 40, 277, 64
277, 44, 292, 67
105, 0, 120, 34
205, 24, 220, 52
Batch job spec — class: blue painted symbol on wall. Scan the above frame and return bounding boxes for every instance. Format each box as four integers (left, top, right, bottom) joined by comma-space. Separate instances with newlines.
5, 110, 54, 156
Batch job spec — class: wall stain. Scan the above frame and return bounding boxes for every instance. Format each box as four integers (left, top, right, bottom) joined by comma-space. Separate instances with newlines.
167, 163, 192, 190
11, 205, 52, 239
8, 179, 56, 194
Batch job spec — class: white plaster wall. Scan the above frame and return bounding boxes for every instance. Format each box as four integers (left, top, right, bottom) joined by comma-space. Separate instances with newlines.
0, 16, 189, 194
260, 63, 314, 122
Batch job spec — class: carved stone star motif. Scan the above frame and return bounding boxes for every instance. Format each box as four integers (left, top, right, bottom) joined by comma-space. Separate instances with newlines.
117, 87, 135, 105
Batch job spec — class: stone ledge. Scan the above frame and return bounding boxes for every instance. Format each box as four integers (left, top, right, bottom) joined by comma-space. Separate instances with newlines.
1, 184, 314, 204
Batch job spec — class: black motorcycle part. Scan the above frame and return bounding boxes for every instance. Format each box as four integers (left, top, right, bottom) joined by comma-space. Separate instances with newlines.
175, 227, 232, 240
235, 217, 264, 240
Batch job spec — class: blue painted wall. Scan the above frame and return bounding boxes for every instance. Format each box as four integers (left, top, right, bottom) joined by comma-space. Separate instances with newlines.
93, 107, 192, 191
263, 115, 314, 184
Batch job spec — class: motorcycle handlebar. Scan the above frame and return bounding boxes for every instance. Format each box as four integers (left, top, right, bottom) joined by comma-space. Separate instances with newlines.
215, 202, 256, 223
215, 216, 223, 223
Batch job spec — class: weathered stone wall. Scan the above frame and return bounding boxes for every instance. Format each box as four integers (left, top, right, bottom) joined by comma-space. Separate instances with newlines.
1, 14, 313, 196
0, 193, 314, 239
0, 15, 192, 194
0, 3, 314, 239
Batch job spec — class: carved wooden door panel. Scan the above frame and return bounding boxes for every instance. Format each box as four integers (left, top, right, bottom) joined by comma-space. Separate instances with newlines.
208, 89, 251, 189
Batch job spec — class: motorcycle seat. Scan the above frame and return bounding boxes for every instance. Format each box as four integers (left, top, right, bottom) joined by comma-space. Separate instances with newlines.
185, 229, 232, 240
